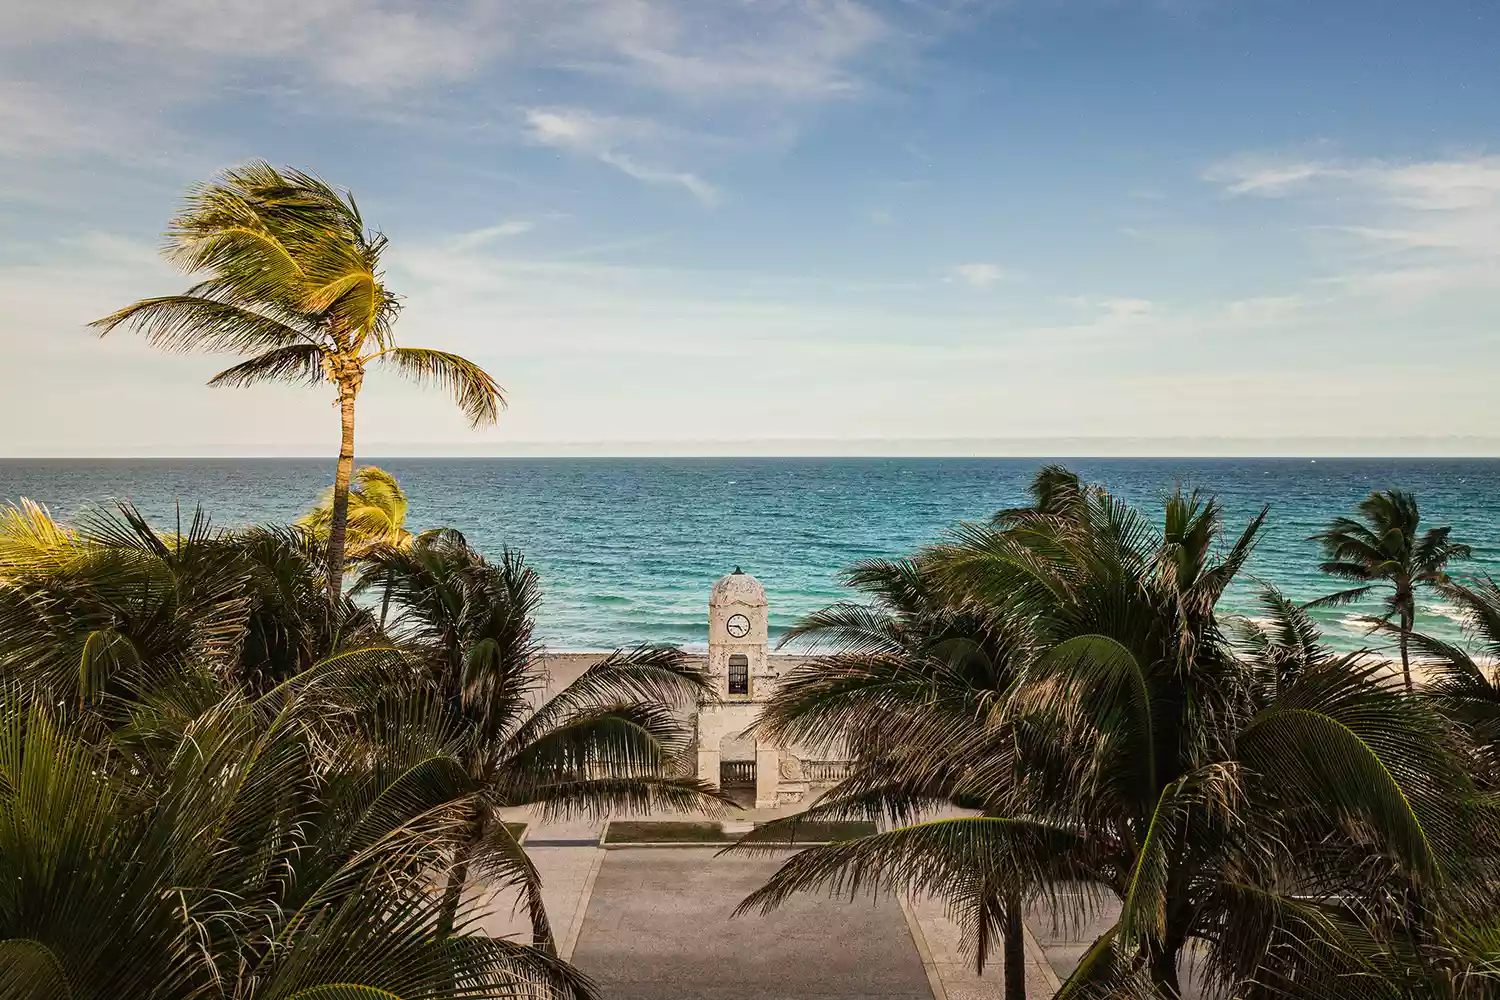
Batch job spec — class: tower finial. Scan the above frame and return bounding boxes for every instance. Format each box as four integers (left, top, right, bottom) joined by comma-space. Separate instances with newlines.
733, 566, 743, 574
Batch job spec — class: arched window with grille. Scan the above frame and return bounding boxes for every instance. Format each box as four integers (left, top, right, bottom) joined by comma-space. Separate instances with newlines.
728, 653, 749, 695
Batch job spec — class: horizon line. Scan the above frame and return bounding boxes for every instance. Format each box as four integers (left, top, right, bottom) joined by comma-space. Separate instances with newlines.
6, 436, 1500, 461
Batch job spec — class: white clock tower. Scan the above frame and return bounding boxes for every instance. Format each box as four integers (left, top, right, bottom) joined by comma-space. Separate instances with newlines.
697, 568, 781, 807
707, 566, 767, 698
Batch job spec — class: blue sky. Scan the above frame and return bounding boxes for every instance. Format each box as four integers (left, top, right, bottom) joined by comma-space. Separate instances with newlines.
0, 0, 1496, 456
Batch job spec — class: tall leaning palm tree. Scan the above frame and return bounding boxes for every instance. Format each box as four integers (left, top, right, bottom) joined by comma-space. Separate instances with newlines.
1310, 490, 1471, 693
92, 162, 503, 599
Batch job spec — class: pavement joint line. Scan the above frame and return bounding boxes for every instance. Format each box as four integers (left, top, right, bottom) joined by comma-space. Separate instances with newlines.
558, 846, 605, 962
898, 894, 949, 1000
522, 838, 603, 847
1022, 921, 1062, 995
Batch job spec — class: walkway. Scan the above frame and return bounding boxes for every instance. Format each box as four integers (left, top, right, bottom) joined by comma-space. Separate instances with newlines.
572, 847, 931, 1000
474, 812, 1065, 1000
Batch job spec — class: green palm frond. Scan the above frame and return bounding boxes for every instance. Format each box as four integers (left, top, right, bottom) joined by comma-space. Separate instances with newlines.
736, 814, 1093, 973
463, 816, 556, 950
777, 601, 910, 654
301, 466, 413, 555
1052, 924, 1174, 1000
1027, 634, 1157, 810
505, 702, 697, 781
994, 463, 1090, 525
208, 343, 326, 387
0, 500, 84, 577
1304, 583, 1377, 608
1237, 662, 1471, 883
1200, 884, 1404, 1000
91, 294, 320, 354
504, 644, 708, 755
0, 938, 72, 1000
516, 775, 725, 820
1116, 776, 1187, 950
371, 347, 505, 427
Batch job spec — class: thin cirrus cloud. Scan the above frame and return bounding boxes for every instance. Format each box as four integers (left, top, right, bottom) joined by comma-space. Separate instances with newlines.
947, 263, 1014, 288
0, 0, 508, 92
1205, 153, 1500, 286
522, 108, 722, 205
0, 0, 903, 97
0, 0, 944, 210
447, 220, 535, 252
1202, 156, 1339, 196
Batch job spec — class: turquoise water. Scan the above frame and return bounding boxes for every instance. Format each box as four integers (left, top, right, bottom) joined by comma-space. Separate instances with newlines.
1, 458, 1496, 652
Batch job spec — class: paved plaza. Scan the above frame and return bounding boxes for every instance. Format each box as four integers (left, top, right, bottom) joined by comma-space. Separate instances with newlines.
569, 848, 932, 1000
478, 810, 1065, 999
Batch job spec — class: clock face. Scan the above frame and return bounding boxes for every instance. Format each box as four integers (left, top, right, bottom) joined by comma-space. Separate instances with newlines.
725, 613, 751, 638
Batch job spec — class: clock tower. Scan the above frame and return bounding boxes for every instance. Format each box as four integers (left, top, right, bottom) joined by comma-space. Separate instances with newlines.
698, 568, 780, 807
706, 566, 768, 698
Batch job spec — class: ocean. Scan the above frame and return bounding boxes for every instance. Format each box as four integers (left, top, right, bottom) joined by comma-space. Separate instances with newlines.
1, 457, 1496, 653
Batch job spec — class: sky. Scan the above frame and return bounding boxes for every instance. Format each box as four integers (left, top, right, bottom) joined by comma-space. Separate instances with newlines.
0, 0, 1496, 457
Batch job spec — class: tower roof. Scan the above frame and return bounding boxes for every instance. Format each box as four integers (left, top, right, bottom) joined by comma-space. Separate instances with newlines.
710, 567, 767, 607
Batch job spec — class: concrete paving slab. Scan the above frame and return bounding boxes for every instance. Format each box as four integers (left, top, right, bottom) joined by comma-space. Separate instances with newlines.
909, 893, 1061, 1000
570, 848, 932, 1000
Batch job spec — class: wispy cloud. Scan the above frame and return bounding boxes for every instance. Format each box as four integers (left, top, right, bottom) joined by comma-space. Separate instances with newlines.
2, 0, 906, 99
448, 220, 535, 252
3, 0, 508, 92
1205, 151, 1500, 300
1204, 156, 1338, 196
947, 263, 1014, 288
1100, 297, 1154, 319
524, 108, 721, 204
554, 0, 890, 100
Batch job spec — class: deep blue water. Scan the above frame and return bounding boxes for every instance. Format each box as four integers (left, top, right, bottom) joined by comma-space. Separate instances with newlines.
1, 458, 1496, 652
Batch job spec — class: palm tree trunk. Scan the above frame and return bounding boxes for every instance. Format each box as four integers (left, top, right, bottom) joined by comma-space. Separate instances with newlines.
1149, 945, 1183, 999
325, 389, 357, 600
1002, 894, 1026, 1000
437, 847, 472, 939
438, 803, 483, 941
1399, 609, 1414, 694
438, 810, 484, 939
530, 889, 555, 953
379, 568, 394, 627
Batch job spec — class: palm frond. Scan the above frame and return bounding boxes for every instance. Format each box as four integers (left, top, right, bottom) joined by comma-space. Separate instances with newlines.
91, 295, 319, 354
373, 347, 504, 427
736, 816, 1093, 973
208, 343, 327, 387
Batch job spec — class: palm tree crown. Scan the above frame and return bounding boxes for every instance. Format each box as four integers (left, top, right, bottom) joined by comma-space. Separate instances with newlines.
740, 471, 1483, 1000
300, 465, 414, 557
91, 162, 504, 598
1310, 489, 1471, 691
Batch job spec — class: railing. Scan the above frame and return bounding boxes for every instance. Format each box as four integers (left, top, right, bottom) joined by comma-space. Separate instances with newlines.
720, 760, 757, 786
803, 760, 854, 783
